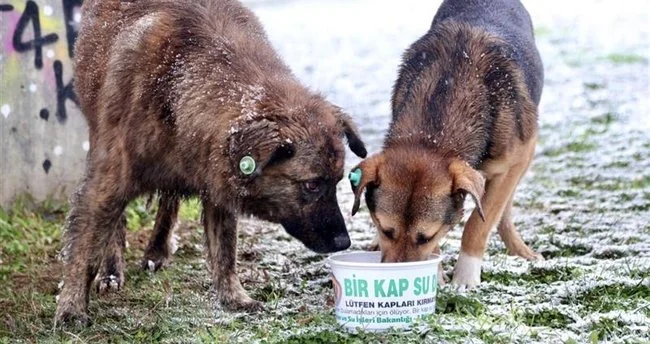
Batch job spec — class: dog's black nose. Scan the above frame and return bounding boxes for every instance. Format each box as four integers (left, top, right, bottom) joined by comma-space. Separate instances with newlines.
333, 234, 351, 250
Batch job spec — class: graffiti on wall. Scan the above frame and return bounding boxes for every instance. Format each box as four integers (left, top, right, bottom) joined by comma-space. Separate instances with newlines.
1, 0, 83, 174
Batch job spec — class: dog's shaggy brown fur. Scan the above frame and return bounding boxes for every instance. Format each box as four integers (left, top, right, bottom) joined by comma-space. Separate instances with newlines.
55, 0, 366, 326
350, 0, 543, 288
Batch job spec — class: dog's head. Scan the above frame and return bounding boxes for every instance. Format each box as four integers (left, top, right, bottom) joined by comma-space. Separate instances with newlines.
230, 97, 366, 254
349, 147, 485, 262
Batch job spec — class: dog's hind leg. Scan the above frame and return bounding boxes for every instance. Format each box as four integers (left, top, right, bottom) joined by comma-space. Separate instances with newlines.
96, 214, 127, 294
141, 193, 180, 272
497, 195, 543, 261
55, 171, 131, 326
202, 200, 263, 311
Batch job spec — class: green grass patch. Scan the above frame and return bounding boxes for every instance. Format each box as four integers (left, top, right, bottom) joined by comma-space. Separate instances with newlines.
588, 317, 633, 342
0, 196, 65, 280
590, 112, 616, 125
591, 249, 628, 259
631, 175, 650, 189
483, 266, 581, 285
543, 141, 596, 157
125, 196, 202, 231
519, 308, 574, 329
125, 197, 157, 231
568, 283, 650, 316
566, 141, 597, 153
542, 241, 592, 259
557, 189, 580, 198
604, 53, 647, 65
534, 26, 552, 37
583, 82, 605, 90
604, 161, 629, 168
568, 175, 650, 192
436, 290, 486, 316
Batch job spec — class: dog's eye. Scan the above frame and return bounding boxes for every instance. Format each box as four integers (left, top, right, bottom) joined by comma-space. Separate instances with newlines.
416, 234, 432, 246
303, 180, 321, 193
382, 228, 395, 240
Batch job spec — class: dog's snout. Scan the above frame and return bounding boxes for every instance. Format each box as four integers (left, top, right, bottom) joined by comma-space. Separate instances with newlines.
333, 234, 351, 250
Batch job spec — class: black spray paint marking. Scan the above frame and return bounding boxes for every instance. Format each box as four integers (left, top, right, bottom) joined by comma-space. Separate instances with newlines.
53, 60, 78, 124
12, 1, 59, 69
62, 0, 82, 58
42, 159, 52, 173
2, 1, 81, 125
40, 108, 50, 121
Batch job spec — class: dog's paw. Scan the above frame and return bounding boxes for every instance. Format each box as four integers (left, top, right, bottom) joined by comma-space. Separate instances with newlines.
141, 235, 178, 272
96, 252, 125, 295
140, 255, 169, 272
54, 292, 90, 328
519, 249, 545, 262
506, 242, 545, 262
141, 246, 172, 272
54, 309, 91, 328
96, 274, 124, 294
450, 252, 482, 291
221, 294, 265, 312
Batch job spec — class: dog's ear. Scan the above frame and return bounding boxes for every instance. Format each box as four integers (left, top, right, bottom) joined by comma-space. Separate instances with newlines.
449, 159, 486, 221
229, 118, 294, 178
337, 110, 367, 158
350, 154, 384, 216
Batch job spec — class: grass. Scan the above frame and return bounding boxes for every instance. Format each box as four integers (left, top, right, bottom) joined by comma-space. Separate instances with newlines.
543, 141, 597, 157
533, 26, 552, 37
587, 318, 635, 342
483, 266, 581, 286
3, 190, 629, 343
542, 241, 593, 259
568, 283, 650, 317
518, 309, 574, 329
604, 53, 647, 65
0, 196, 499, 343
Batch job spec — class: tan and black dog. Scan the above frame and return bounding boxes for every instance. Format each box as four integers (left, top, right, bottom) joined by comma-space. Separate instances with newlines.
349, 0, 543, 289
55, 0, 366, 325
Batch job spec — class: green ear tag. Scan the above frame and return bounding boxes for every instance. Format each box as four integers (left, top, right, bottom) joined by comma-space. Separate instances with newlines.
349, 168, 362, 187
239, 156, 256, 175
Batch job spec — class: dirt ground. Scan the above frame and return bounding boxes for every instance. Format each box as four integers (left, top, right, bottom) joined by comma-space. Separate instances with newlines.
1, 0, 648, 343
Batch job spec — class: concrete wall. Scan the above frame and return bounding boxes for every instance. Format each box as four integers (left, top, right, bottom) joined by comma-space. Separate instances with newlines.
1, 0, 86, 208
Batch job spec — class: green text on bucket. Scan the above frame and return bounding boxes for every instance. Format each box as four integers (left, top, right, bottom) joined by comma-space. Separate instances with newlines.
344, 274, 437, 298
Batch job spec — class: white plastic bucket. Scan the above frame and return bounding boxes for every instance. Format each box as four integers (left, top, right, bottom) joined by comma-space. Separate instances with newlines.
327, 251, 441, 332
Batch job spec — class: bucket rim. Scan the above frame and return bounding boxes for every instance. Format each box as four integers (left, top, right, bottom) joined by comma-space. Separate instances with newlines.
327, 251, 441, 269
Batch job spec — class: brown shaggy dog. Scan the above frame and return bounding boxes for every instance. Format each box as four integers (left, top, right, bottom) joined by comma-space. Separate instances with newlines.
349, 0, 543, 289
55, 0, 366, 326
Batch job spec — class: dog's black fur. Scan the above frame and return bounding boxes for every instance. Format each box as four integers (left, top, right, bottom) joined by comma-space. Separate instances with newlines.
432, 0, 543, 104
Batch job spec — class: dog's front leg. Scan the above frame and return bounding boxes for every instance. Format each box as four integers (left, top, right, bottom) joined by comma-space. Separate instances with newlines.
55, 175, 130, 327
452, 164, 527, 289
202, 200, 263, 311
